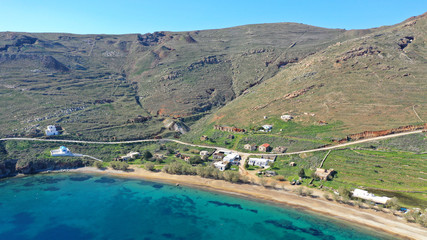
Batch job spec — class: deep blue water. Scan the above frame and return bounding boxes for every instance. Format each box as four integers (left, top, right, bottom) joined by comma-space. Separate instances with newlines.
0, 173, 396, 240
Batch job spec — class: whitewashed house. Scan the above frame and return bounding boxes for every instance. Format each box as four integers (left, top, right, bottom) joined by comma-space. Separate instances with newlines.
262, 125, 273, 132
50, 146, 73, 156
45, 125, 59, 136
248, 158, 274, 168
223, 153, 240, 165
214, 161, 228, 171
352, 189, 391, 204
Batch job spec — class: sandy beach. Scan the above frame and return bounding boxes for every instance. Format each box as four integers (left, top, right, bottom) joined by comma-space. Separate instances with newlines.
68, 166, 426, 240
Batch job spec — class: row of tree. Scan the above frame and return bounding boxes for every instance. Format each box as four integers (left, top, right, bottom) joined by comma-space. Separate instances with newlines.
160, 161, 243, 183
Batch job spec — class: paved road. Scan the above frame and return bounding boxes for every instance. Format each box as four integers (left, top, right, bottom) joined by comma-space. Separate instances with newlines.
1, 129, 423, 156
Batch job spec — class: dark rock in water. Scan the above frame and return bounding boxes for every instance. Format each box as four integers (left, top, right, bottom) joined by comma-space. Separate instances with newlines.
94, 177, 116, 184
162, 233, 174, 239
43, 186, 60, 191
152, 184, 164, 189
69, 175, 92, 181
182, 195, 195, 205
208, 200, 243, 210
23, 182, 34, 187
12, 212, 35, 226
265, 219, 296, 230
248, 209, 258, 213
302, 227, 324, 236
36, 176, 65, 184
34, 224, 93, 240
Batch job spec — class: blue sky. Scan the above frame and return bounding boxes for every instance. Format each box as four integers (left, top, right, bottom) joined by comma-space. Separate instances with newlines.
0, 0, 426, 34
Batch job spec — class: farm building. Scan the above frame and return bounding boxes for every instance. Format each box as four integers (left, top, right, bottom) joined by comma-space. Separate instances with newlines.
258, 143, 271, 152
244, 144, 257, 151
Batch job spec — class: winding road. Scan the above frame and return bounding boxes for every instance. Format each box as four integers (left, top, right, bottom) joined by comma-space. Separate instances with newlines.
0, 129, 424, 156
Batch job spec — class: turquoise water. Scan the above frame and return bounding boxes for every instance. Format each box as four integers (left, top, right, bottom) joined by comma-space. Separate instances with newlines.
0, 173, 395, 240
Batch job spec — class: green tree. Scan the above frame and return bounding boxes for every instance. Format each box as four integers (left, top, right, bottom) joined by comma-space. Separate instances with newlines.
338, 186, 351, 200
298, 168, 306, 178
145, 162, 155, 171
385, 197, 399, 210
143, 150, 153, 160
93, 161, 103, 169
189, 156, 203, 165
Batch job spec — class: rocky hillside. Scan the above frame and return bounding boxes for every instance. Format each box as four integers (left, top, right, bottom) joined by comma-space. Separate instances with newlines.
0, 22, 363, 140
192, 13, 427, 139
0, 13, 425, 141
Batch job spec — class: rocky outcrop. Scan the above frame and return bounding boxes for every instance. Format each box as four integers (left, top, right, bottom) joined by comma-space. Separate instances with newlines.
397, 36, 414, 49
42, 56, 69, 72
164, 119, 190, 134
333, 123, 427, 143
0, 158, 87, 178
0, 35, 38, 51
336, 46, 381, 63
137, 32, 172, 46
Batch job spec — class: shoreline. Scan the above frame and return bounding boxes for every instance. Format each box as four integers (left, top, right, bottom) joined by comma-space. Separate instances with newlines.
67, 166, 425, 240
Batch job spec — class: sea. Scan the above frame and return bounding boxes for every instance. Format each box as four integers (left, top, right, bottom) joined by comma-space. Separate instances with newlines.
0, 173, 396, 240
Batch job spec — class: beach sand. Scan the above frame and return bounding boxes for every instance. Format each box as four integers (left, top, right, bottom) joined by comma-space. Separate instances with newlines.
71, 166, 426, 240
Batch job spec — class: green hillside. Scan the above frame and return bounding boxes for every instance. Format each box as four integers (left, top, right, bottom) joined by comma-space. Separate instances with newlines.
0, 23, 362, 140
191, 13, 426, 141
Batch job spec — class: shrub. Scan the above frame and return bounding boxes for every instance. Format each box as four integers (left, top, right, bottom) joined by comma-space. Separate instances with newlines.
93, 161, 103, 169
296, 187, 306, 196
385, 197, 399, 210
338, 186, 351, 200
145, 162, 155, 171
273, 175, 286, 181
110, 161, 129, 171
323, 193, 331, 200
143, 150, 153, 160
298, 168, 305, 178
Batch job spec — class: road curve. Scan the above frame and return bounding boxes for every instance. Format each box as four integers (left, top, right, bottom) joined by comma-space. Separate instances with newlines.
0, 130, 424, 156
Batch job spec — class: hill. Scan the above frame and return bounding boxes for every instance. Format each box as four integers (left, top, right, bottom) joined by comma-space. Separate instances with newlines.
0, 23, 364, 140
188, 13, 426, 142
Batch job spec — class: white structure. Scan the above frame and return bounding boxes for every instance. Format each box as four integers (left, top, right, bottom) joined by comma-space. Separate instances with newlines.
50, 146, 73, 156
262, 125, 273, 132
200, 151, 209, 156
281, 115, 293, 121
248, 158, 274, 168
214, 161, 228, 171
223, 153, 240, 165
352, 189, 391, 204
45, 125, 59, 136
120, 152, 140, 161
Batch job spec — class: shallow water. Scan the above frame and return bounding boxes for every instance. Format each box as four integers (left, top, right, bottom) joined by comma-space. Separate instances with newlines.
0, 173, 396, 240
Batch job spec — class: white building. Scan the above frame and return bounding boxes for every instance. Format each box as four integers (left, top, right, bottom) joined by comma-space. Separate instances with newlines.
214, 161, 228, 171
262, 125, 273, 132
50, 146, 73, 156
352, 189, 391, 204
45, 125, 59, 136
281, 115, 293, 121
248, 158, 275, 168
223, 153, 240, 165
200, 150, 209, 156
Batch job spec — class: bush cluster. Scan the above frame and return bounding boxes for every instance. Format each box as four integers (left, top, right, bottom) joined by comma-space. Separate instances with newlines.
161, 162, 244, 183
110, 161, 129, 171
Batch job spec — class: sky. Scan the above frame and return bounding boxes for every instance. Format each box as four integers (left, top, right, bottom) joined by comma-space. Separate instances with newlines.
0, 0, 426, 34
